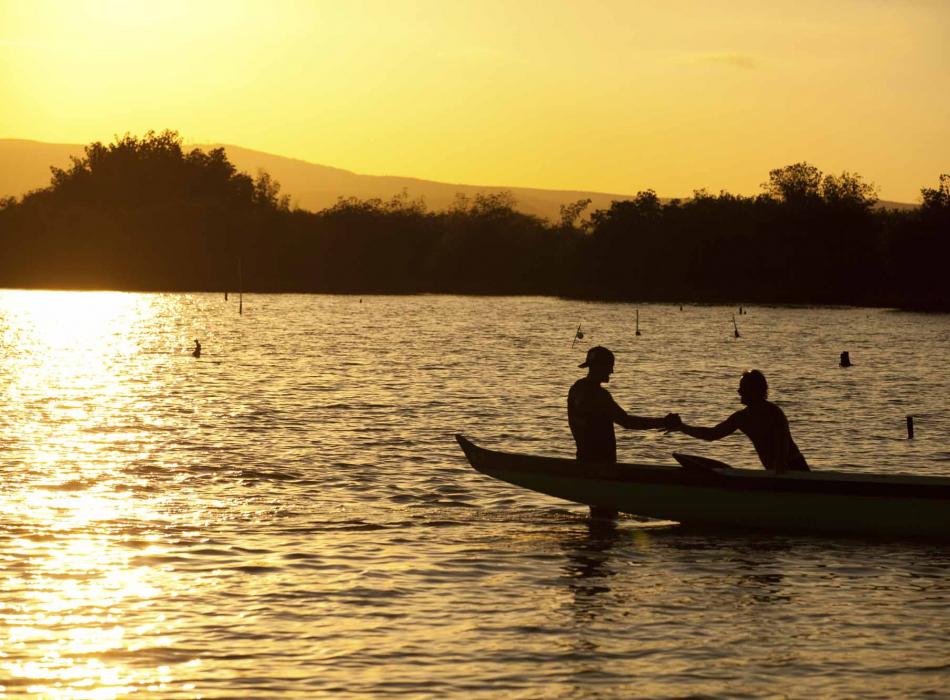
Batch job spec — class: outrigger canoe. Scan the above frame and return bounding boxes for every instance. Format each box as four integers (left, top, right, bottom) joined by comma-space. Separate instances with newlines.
455, 434, 950, 539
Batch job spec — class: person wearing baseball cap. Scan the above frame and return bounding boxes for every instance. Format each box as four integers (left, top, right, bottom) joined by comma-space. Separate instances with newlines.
568, 346, 679, 519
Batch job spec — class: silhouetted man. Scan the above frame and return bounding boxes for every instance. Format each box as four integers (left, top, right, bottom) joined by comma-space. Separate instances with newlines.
568, 346, 677, 518
668, 369, 809, 472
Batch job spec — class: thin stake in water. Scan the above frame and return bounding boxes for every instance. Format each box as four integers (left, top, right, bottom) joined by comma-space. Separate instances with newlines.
238, 257, 244, 316
733, 314, 740, 338
572, 324, 584, 348
635, 308, 641, 336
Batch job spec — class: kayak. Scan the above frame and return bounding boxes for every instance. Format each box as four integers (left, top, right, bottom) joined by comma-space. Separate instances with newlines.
455, 434, 950, 539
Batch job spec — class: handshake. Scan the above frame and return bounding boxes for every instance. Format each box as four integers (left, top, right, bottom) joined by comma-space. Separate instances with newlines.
663, 412, 683, 432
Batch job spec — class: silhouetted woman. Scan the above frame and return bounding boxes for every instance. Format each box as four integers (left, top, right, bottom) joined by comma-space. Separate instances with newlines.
668, 370, 809, 472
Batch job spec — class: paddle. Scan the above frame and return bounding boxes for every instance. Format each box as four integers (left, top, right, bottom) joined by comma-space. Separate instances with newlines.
673, 452, 734, 472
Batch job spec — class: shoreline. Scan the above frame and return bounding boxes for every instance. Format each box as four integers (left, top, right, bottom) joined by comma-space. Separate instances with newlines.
1, 286, 947, 312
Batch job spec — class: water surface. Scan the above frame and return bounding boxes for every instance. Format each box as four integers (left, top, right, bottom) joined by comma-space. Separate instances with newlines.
1, 292, 948, 698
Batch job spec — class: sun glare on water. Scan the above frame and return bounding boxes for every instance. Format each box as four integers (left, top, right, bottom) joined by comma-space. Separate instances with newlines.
1, 290, 143, 350
0, 291, 192, 698
1, 291, 153, 478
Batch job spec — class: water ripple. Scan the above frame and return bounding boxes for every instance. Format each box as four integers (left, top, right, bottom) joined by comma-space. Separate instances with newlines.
0, 292, 948, 698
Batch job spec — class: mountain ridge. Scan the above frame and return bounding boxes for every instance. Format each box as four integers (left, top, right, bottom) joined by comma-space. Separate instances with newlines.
0, 138, 917, 218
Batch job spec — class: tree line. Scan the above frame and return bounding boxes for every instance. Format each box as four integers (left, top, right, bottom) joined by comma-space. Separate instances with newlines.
1, 131, 947, 309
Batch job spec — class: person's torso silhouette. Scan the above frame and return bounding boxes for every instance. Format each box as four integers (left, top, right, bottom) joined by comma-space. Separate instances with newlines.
730, 399, 807, 471
568, 375, 619, 463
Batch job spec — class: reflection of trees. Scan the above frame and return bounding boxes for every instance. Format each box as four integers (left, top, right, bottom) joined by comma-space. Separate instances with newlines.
1, 137, 947, 309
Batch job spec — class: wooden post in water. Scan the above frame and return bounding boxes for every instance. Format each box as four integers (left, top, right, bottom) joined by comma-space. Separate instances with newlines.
733, 314, 740, 338
238, 257, 244, 316
907, 415, 914, 439
635, 308, 641, 336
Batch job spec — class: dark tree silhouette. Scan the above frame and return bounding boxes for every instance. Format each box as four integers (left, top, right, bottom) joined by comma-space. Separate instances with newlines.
920, 174, 950, 210
0, 136, 946, 309
763, 162, 824, 203
559, 198, 592, 230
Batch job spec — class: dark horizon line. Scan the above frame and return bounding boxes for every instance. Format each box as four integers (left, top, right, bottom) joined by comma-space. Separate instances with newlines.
1, 285, 945, 312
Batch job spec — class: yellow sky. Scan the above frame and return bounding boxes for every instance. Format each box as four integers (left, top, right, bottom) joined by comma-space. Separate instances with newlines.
2, 0, 948, 201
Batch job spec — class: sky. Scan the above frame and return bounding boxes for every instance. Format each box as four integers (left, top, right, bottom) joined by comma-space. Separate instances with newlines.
1, 0, 948, 202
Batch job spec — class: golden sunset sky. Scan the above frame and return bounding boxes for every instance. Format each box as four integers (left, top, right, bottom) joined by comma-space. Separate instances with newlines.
1, 0, 948, 201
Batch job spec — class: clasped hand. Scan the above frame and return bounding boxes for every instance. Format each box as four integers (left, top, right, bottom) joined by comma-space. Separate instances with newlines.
663, 412, 683, 432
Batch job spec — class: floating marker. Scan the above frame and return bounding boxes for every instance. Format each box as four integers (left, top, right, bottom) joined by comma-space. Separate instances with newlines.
572, 324, 584, 348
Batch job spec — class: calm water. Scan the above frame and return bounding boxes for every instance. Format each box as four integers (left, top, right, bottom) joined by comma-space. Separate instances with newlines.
0, 292, 948, 698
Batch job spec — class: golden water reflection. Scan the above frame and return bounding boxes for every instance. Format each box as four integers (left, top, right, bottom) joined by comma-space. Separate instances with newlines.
1, 291, 947, 698
1, 497, 183, 698
0, 292, 191, 697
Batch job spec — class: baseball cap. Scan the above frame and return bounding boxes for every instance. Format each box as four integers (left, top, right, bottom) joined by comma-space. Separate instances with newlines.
579, 346, 614, 368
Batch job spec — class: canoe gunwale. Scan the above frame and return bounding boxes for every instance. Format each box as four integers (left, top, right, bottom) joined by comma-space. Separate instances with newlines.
455, 434, 950, 501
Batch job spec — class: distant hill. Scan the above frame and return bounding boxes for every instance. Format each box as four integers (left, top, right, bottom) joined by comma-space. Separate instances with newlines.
208, 144, 651, 221
0, 138, 636, 221
0, 138, 917, 218
0, 139, 85, 200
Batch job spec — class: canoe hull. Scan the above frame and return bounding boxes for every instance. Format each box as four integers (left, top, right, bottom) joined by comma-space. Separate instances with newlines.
456, 435, 950, 539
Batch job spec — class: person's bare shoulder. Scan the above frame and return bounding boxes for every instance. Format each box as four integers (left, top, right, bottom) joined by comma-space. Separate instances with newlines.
726, 407, 748, 431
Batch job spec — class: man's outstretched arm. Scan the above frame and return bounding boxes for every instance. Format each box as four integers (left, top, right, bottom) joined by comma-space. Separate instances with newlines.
612, 402, 680, 431
674, 414, 739, 441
